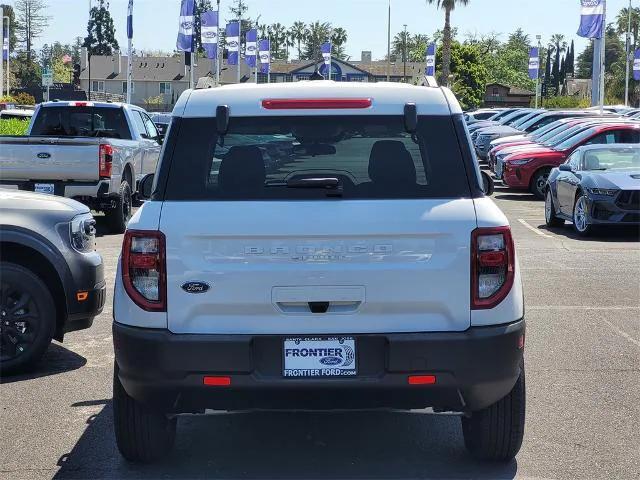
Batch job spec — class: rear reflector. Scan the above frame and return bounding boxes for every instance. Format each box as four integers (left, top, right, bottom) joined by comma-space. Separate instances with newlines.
408, 375, 437, 385
203, 376, 231, 386
261, 98, 372, 110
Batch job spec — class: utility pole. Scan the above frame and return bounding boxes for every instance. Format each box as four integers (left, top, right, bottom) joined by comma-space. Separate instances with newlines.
403, 24, 407, 82
386, 0, 391, 81
600, 4, 607, 114
625, 0, 632, 106
535, 35, 542, 109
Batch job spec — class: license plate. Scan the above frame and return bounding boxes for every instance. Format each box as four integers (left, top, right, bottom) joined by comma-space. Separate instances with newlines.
34, 183, 55, 194
283, 337, 356, 378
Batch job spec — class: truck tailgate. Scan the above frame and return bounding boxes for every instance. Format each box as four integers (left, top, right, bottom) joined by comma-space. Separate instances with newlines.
0, 137, 100, 181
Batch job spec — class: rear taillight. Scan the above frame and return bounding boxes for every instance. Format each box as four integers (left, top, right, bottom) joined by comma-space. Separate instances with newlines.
122, 230, 166, 312
99, 144, 113, 179
471, 226, 515, 309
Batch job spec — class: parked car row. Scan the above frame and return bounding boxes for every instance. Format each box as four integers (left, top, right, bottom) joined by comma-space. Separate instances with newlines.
465, 106, 640, 234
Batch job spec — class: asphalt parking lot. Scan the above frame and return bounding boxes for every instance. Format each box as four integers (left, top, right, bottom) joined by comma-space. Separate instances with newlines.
1, 187, 639, 480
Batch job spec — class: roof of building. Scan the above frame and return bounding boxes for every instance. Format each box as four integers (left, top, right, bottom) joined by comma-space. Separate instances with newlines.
174, 81, 460, 118
486, 82, 535, 96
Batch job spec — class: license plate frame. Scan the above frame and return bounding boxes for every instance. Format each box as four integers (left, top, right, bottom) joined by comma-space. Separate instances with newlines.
34, 183, 55, 195
283, 336, 357, 378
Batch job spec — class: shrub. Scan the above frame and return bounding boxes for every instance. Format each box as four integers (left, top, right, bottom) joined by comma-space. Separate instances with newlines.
13, 92, 36, 106
539, 96, 590, 109
0, 118, 30, 136
0, 95, 17, 103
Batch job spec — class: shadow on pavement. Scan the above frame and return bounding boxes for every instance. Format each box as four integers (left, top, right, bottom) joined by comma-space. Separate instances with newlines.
0, 342, 87, 384
541, 223, 640, 242
53, 401, 518, 480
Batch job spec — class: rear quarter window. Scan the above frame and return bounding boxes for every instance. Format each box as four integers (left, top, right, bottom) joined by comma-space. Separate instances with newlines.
160, 115, 473, 200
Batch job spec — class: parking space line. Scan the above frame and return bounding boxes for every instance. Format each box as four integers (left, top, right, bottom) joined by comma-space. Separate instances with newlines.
517, 219, 554, 239
602, 319, 640, 348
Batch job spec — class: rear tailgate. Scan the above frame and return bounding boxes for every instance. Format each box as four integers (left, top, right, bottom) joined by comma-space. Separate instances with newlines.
0, 136, 100, 181
161, 199, 476, 335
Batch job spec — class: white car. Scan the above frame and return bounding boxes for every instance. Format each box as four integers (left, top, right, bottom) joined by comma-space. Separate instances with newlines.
112, 82, 526, 463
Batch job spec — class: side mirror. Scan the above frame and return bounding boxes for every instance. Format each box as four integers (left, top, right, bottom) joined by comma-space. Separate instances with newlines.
138, 173, 155, 200
559, 164, 572, 172
481, 171, 495, 196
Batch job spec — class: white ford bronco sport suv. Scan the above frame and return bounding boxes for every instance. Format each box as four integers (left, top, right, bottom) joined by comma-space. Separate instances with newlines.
112, 82, 525, 463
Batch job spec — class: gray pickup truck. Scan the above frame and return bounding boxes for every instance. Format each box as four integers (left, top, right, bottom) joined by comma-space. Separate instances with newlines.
0, 101, 163, 233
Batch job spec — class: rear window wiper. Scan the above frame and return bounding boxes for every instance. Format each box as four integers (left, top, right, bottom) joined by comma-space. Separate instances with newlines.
285, 177, 343, 197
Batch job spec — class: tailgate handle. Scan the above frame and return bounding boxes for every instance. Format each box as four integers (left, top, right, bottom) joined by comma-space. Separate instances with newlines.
309, 302, 329, 314
272, 286, 365, 315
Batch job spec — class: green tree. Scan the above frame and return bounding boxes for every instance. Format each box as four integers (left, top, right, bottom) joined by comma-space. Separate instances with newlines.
392, 30, 411, 61
289, 21, 306, 60
302, 21, 331, 61
83, 0, 119, 56
426, 0, 470, 87
13, 0, 49, 62
549, 34, 567, 95
576, 26, 624, 78
507, 28, 530, 51
267, 23, 288, 60
616, 6, 640, 51
436, 41, 487, 109
12, 50, 40, 87
331, 27, 348, 60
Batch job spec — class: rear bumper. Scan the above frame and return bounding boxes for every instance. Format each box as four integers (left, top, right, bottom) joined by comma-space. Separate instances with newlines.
0, 180, 120, 210
113, 319, 525, 414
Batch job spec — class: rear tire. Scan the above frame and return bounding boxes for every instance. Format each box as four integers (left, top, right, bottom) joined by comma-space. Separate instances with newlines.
0, 262, 56, 375
113, 363, 176, 463
545, 190, 565, 227
530, 169, 550, 200
461, 362, 525, 462
105, 181, 132, 234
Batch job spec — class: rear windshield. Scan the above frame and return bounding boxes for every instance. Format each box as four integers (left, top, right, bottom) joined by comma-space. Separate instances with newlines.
163, 115, 472, 200
30, 106, 132, 139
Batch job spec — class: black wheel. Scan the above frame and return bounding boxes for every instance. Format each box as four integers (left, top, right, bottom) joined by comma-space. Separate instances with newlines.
113, 363, 176, 463
481, 171, 495, 196
530, 169, 550, 200
545, 190, 565, 227
105, 181, 132, 234
572, 194, 594, 237
461, 362, 525, 462
0, 262, 56, 375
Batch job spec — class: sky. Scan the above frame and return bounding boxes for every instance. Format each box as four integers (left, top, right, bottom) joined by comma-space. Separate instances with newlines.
2, 0, 635, 60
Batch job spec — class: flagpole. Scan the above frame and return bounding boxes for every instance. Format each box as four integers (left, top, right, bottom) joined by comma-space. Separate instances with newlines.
386, 0, 391, 81
599, 2, 607, 114
126, 0, 133, 104
625, 0, 631, 106
237, 11, 242, 83
216, 0, 220, 86
535, 35, 541, 109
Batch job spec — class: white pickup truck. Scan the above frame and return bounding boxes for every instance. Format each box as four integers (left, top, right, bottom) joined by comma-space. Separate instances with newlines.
0, 101, 163, 233
113, 82, 526, 463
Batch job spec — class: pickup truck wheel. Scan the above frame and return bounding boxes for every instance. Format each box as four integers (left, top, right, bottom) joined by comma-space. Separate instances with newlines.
113, 363, 176, 462
530, 169, 550, 200
105, 181, 132, 234
461, 361, 525, 462
0, 262, 56, 375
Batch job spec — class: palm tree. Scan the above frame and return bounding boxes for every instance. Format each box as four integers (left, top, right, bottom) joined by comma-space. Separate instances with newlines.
616, 7, 640, 51
303, 21, 332, 61
290, 21, 306, 60
392, 31, 411, 61
267, 23, 287, 59
331, 27, 348, 60
426, 0, 470, 87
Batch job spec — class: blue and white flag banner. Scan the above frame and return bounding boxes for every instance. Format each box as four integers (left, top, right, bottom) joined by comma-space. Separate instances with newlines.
528, 47, 540, 80
245, 29, 257, 67
425, 43, 436, 76
634, 49, 640, 81
226, 22, 240, 65
577, 0, 605, 39
321, 42, 332, 65
127, 0, 133, 39
176, 0, 195, 52
2, 27, 8, 61
259, 39, 271, 74
201, 10, 218, 60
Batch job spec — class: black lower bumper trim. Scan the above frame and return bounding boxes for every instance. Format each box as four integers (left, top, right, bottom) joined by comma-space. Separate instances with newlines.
64, 283, 106, 334
113, 319, 525, 413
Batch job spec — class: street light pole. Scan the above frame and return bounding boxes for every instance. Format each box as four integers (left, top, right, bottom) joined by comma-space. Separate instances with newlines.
4, 15, 10, 96
403, 24, 407, 82
386, 0, 391, 81
625, 0, 632, 106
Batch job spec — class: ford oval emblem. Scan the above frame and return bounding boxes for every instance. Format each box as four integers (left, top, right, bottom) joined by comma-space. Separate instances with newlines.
37, 152, 51, 159
320, 356, 343, 366
181, 281, 210, 294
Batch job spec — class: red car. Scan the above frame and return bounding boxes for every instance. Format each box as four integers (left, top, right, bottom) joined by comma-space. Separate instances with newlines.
502, 123, 640, 199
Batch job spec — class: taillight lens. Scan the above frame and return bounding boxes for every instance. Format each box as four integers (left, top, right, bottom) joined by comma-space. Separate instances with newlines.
471, 226, 515, 309
121, 230, 166, 312
99, 144, 113, 179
